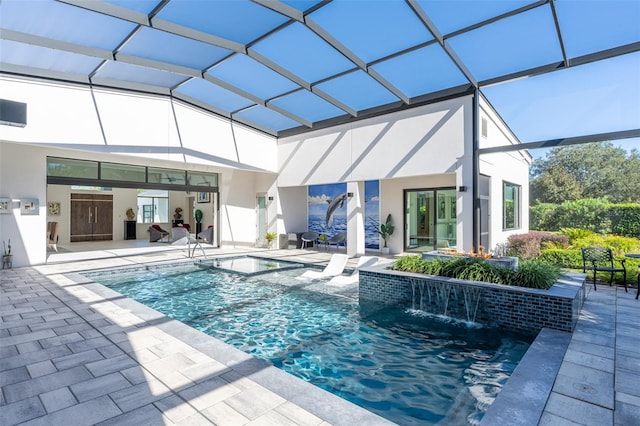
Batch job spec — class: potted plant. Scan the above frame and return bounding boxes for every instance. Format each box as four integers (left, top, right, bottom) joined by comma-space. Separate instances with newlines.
265, 232, 277, 249
2, 239, 12, 269
318, 233, 328, 249
194, 209, 203, 234
371, 214, 394, 254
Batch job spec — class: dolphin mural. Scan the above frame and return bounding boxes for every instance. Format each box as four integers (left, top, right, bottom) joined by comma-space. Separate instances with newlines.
325, 192, 347, 226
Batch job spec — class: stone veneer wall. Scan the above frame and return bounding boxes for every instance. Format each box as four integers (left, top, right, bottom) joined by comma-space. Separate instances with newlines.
359, 265, 586, 334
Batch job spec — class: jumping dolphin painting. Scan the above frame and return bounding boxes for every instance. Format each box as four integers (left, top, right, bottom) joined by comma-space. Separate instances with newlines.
325, 192, 347, 226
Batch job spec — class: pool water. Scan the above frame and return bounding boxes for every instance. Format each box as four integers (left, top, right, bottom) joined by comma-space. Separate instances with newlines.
90, 262, 533, 425
210, 255, 303, 275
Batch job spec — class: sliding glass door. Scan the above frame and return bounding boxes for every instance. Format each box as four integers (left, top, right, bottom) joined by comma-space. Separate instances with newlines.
404, 188, 456, 252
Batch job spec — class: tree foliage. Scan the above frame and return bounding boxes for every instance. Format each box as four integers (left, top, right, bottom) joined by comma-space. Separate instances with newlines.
530, 142, 640, 204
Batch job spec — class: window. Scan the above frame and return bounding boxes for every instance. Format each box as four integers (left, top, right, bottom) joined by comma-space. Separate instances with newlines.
503, 181, 521, 230
101, 163, 145, 182
47, 157, 98, 179
137, 190, 169, 224
148, 167, 186, 185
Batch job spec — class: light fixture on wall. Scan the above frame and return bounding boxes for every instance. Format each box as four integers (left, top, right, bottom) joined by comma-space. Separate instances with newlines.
347, 192, 354, 198
268, 196, 274, 201
458, 186, 467, 192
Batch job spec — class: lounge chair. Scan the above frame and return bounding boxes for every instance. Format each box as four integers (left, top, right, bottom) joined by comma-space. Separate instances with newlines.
301, 231, 319, 249
327, 256, 378, 286
170, 226, 190, 245
327, 232, 346, 251
298, 253, 348, 280
197, 226, 214, 244
149, 224, 169, 242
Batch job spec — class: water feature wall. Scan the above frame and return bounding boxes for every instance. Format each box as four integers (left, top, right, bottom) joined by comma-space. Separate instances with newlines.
359, 265, 586, 334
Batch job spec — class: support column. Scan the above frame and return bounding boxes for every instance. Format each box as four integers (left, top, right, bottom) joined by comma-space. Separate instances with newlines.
346, 181, 365, 258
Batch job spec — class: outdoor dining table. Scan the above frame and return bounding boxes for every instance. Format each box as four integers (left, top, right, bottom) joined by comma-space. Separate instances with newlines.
624, 253, 640, 299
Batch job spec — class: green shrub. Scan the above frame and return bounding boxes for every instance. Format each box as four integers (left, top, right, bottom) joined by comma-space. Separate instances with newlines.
571, 234, 640, 256
559, 228, 597, 245
391, 256, 558, 289
530, 198, 640, 238
609, 204, 640, 237
539, 249, 583, 269
393, 255, 425, 272
510, 260, 561, 289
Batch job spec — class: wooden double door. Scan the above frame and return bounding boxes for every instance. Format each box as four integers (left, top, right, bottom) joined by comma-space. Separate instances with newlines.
70, 193, 113, 242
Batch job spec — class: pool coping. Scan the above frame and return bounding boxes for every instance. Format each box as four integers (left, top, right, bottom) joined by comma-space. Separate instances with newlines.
64, 269, 395, 425
479, 327, 571, 426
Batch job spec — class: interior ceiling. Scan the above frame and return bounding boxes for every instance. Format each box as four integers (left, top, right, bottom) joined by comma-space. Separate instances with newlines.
1, 0, 639, 140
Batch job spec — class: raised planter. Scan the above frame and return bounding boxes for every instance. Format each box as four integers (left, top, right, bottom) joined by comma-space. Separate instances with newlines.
359, 264, 586, 334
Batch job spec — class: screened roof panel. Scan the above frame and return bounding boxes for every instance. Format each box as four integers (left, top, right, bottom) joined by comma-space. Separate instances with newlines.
154, 0, 289, 45
482, 51, 640, 142
370, 44, 468, 99
416, 0, 533, 35
174, 79, 255, 113
446, 5, 563, 82
235, 104, 302, 132
250, 22, 355, 84
279, 0, 324, 13
308, 0, 433, 64
0, 40, 104, 75
1, 0, 136, 50
120, 27, 232, 70
94, 61, 188, 88
101, 0, 162, 15
206, 54, 300, 101
314, 70, 400, 112
269, 90, 346, 123
555, 0, 640, 58
0, 0, 637, 140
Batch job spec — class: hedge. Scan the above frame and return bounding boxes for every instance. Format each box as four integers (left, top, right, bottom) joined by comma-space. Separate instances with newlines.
530, 198, 640, 237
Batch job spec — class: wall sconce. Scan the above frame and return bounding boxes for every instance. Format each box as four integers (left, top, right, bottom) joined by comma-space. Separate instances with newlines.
268, 196, 274, 201
458, 186, 467, 192
347, 192, 354, 198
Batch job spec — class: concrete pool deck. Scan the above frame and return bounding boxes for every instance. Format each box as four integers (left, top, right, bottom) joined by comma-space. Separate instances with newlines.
1, 242, 639, 425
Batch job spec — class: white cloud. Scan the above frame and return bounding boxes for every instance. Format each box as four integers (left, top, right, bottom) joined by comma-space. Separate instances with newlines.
308, 194, 330, 204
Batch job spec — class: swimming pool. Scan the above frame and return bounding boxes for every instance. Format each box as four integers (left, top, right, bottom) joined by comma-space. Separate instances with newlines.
88, 261, 533, 425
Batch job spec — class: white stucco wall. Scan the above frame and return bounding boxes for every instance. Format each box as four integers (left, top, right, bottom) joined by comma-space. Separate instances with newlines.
479, 98, 532, 250
0, 76, 277, 171
0, 142, 47, 266
277, 97, 470, 187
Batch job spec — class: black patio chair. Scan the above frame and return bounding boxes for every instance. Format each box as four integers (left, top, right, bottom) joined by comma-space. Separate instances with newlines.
581, 247, 627, 292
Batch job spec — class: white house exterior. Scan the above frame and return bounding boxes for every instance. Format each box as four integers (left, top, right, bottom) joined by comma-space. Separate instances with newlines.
0, 75, 530, 267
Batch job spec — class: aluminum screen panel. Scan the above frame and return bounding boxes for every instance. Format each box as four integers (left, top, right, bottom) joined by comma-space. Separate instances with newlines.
0, 0, 637, 140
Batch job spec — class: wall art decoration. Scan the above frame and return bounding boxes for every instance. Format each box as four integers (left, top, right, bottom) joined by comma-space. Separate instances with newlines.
0, 198, 10, 214
20, 198, 39, 215
48, 201, 61, 216
197, 192, 210, 203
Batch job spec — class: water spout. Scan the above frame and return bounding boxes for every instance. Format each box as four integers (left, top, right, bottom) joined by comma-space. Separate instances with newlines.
462, 286, 483, 322
410, 279, 483, 323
